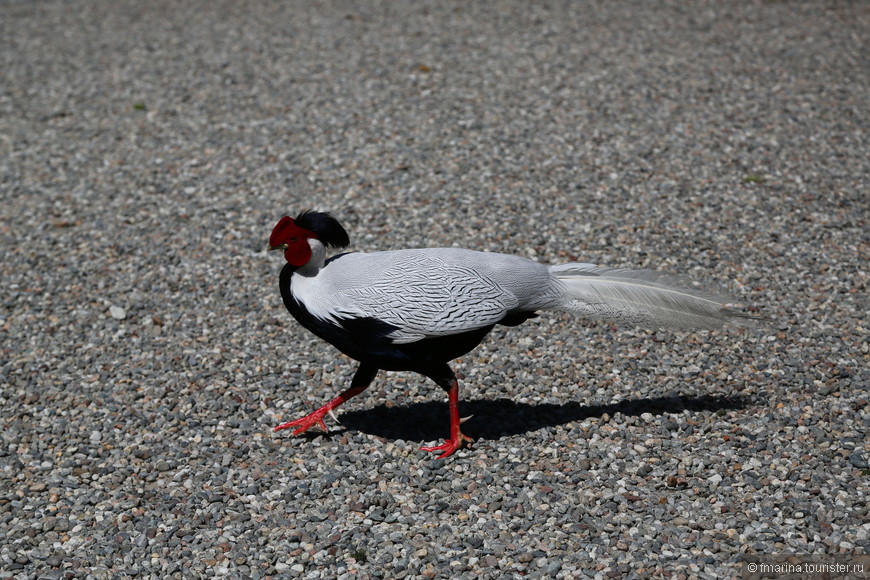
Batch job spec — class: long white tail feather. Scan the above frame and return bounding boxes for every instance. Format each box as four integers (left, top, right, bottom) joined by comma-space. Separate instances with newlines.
549, 263, 756, 330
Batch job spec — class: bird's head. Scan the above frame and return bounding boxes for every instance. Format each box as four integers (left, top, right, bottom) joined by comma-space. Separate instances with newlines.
268, 210, 350, 266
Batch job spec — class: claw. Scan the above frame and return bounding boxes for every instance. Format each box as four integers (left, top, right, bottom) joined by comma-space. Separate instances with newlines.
273, 380, 371, 438
420, 432, 473, 459
274, 412, 329, 434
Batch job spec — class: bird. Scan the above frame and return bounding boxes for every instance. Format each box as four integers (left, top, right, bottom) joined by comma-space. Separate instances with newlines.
268, 210, 756, 458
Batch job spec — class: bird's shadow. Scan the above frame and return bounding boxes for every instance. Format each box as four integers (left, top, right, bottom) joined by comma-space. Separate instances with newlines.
330, 394, 750, 442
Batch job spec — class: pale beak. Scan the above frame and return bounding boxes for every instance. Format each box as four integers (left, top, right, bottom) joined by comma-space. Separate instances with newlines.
268, 244, 288, 252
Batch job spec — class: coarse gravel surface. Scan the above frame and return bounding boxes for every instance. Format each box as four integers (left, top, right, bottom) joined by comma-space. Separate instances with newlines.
2, 1, 868, 579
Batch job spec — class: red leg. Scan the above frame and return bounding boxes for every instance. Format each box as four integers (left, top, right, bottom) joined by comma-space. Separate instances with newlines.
420, 375, 473, 459
275, 363, 377, 435
274, 384, 366, 434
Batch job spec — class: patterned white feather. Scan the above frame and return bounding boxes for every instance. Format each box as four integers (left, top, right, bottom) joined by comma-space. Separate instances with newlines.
291, 247, 564, 343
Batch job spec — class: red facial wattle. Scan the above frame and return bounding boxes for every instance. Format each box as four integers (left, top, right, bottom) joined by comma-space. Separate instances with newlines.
269, 216, 318, 267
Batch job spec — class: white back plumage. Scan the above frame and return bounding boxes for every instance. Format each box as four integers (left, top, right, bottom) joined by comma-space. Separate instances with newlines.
291, 247, 563, 343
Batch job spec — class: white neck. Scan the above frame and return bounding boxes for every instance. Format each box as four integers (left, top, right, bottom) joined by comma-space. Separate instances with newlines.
296, 239, 327, 277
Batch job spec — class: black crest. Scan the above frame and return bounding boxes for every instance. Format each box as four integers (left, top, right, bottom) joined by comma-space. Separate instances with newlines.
294, 210, 350, 249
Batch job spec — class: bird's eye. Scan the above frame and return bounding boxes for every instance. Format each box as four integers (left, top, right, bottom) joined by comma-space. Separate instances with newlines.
290, 237, 298, 244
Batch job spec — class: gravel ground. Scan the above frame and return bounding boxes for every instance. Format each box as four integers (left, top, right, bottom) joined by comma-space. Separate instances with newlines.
2, 1, 868, 578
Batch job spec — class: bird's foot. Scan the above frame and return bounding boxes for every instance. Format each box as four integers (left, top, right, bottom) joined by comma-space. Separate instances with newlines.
274, 411, 329, 436
421, 432, 473, 459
